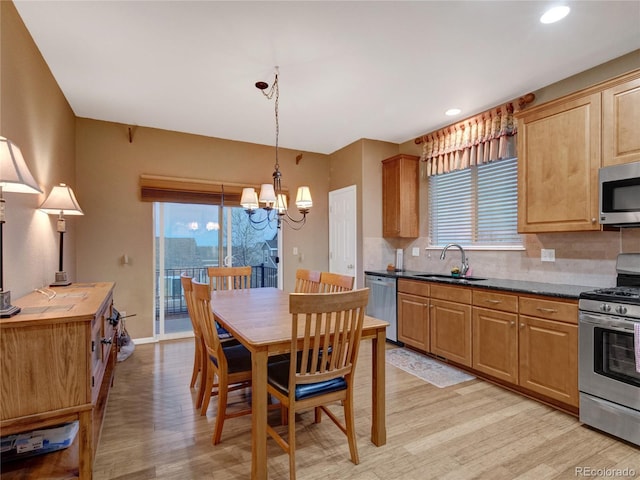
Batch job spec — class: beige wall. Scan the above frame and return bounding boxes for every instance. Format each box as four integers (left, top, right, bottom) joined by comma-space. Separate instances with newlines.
1, 1, 77, 298
75, 119, 330, 339
328, 139, 398, 288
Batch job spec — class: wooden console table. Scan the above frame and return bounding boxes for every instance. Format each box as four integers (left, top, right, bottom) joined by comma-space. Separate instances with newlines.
0, 282, 116, 479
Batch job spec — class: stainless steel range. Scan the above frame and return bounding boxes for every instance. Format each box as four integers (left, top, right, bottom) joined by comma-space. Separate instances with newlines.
578, 253, 640, 446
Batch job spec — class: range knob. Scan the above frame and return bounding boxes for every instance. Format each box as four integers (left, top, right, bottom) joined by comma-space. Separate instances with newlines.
600, 303, 612, 313
615, 305, 628, 315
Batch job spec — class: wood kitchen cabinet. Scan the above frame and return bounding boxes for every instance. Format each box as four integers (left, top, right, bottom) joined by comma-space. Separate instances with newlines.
602, 74, 640, 166
429, 284, 472, 367
517, 69, 640, 233
517, 91, 601, 233
473, 290, 578, 408
397, 279, 430, 351
518, 296, 579, 407
396, 277, 580, 410
1, 283, 116, 479
382, 154, 419, 238
472, 290, 519, 384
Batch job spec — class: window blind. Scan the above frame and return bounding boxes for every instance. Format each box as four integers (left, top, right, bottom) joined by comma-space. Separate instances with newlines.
428, 157, 521, 247
139, 175, 287, 208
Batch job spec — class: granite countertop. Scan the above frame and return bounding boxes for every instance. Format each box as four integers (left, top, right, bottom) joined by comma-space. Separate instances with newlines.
364, 269, 599, 299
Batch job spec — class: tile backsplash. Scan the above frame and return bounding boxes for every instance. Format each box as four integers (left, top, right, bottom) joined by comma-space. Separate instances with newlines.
364, 228, 640, 288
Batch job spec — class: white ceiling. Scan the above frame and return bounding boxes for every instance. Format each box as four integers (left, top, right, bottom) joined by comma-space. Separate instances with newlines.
13, 1, 640, 155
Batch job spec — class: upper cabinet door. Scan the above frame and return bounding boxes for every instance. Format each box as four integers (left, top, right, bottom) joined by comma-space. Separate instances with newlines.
517, 92, 602, 233
602, 75, 640, 167
382, 154, 419, 238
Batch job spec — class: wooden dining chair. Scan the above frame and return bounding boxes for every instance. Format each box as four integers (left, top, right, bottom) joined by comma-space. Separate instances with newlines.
207, 266, 251, 341
266, 288, 370, 480
180, 274, 205, 399
294, 268, 321, 293
207, 266, 252, 291
191, 279, 253, 444
318, 271, 355, 293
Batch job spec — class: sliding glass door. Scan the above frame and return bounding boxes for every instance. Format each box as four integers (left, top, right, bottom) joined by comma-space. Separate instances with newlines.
154, 202, 280, 339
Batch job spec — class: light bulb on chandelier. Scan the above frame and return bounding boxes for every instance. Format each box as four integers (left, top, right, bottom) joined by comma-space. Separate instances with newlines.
240, 67, 312, 230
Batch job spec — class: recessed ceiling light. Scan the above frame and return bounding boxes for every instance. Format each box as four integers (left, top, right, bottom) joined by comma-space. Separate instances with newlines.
540, 5, 570, 24
445, 108, 461, 116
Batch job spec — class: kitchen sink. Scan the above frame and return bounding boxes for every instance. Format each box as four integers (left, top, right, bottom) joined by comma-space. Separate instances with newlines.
413, 274, 487, 282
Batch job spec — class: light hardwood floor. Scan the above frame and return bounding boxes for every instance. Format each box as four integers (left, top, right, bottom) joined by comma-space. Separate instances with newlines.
93, 339, 639, 480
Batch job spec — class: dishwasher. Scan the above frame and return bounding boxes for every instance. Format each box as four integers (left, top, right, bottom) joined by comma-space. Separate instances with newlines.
364, 274, 399, 343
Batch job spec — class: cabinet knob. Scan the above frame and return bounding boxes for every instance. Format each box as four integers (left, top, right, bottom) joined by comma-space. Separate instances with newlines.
510, 321, 515, 326
520, 323, 525, 329
591, 218, 596, 223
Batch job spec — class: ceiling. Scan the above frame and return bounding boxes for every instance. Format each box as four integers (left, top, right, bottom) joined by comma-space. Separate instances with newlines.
13, 1, 640, 155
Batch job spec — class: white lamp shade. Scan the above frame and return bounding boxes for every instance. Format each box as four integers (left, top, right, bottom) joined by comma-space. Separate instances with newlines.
39, 183, 84, 215
240, 188, 259, 209
275, 193, 288, 214
0, 137, 42, 194
295, 186, 313, 210
259, 183, 276, 205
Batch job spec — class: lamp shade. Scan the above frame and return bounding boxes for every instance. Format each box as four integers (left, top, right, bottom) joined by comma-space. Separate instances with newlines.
240, 187, 259, 210
275, 193, 288, 214
258, 183, 276, 205
295, 186, 313, 210
39, 183, 84, 215
0, 137, 42, 194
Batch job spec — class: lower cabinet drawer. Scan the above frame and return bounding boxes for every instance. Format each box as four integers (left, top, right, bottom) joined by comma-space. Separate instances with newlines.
473, 289, 518, 313
519, 296, 578, 324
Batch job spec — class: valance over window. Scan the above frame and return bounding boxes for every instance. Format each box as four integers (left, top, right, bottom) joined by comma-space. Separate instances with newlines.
416, 93, 534, 176
139, 175, 288, 207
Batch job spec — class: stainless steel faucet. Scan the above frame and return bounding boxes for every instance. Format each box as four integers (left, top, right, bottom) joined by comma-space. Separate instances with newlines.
440, 243, 469, 276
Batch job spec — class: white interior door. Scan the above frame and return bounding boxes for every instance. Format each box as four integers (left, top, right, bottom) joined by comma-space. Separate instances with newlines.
329, 185, 357, 279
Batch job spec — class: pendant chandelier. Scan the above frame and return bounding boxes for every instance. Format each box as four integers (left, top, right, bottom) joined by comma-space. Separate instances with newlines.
240, 67, 312, 230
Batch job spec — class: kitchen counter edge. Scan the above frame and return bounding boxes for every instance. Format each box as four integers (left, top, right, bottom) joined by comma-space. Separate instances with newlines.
364, 270, 597, 299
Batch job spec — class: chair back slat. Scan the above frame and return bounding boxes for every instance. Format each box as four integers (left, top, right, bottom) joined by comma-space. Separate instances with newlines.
289, 289, 369, 388
207, 266, 251, 291
294, 269, 322, 293
318, 272, 355, 293
192, 279, 227, 371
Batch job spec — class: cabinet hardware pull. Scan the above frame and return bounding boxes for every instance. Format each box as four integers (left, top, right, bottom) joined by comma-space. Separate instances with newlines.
91, 340, 95, 352
486, 299, 501, 304
536, 307, 558, 314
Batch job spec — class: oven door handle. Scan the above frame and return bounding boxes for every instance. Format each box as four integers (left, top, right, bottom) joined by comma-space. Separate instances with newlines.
579, 312, 635, 332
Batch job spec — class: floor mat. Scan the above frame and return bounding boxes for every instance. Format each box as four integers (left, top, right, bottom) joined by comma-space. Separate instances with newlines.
386, 348, 475, 388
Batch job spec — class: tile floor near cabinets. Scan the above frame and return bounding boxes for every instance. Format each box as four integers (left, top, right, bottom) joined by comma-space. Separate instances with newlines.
93, 339, 640, 480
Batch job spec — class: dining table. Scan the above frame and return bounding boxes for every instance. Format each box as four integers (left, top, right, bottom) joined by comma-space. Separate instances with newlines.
210, 287, 389, 480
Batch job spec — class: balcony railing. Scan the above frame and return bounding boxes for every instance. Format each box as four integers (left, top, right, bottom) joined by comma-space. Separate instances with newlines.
155, 264, 278, 319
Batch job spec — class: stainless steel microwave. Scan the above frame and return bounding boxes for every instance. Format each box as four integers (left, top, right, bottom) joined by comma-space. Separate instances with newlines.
599, 161, 640, 226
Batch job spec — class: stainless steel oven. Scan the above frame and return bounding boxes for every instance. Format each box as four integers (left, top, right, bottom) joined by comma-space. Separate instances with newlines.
578, 253, 640, 446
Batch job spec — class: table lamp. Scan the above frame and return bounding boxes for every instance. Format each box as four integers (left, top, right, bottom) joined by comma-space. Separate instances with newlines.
39, 183, 84, 286
0, 136, 43, 317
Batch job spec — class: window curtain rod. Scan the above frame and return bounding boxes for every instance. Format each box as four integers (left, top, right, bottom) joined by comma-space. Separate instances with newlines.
415, 93, 535, 176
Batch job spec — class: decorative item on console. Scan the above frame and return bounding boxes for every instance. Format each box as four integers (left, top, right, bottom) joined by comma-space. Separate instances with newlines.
39, 183, 84, 287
